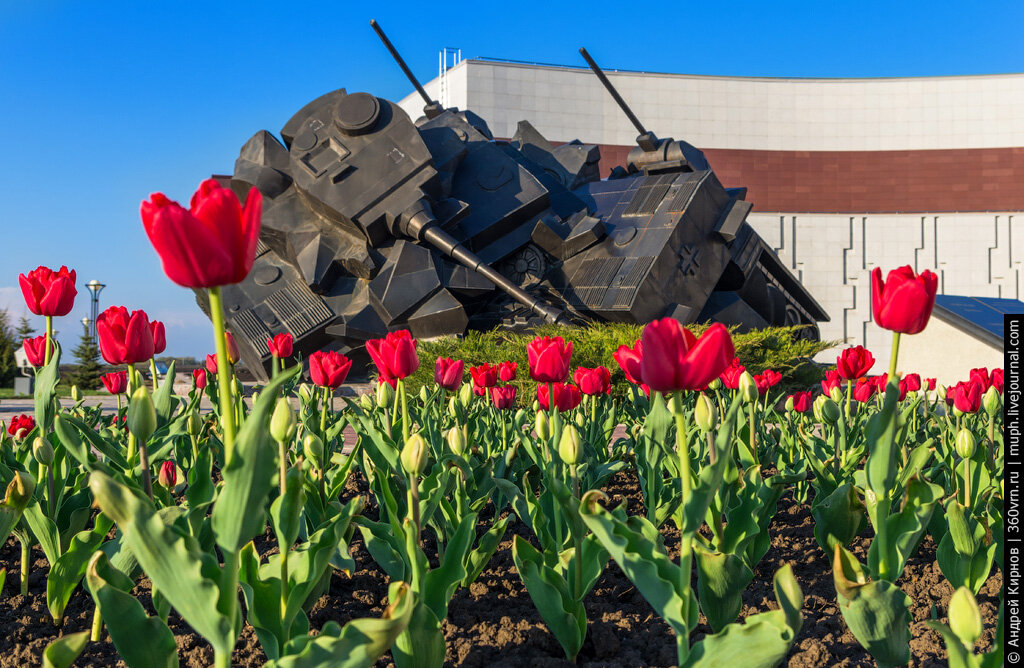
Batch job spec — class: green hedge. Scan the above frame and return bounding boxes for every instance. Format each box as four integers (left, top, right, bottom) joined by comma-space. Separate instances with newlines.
402, 323, 835, 406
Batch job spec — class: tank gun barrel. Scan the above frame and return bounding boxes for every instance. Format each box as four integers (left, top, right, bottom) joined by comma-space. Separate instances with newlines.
400, 202, 567, 325
370, 19, 442, 117
579, 47, 647, 137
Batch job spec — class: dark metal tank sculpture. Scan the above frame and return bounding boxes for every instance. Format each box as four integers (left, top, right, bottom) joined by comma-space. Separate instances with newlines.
212, 22, 828, 381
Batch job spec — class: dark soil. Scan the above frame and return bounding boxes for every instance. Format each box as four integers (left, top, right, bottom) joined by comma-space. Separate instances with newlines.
0, 470, 1000, 667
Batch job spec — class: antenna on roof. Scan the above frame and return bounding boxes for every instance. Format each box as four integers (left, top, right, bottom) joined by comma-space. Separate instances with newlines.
578, 47, 659, 151
370, 19, 443, 119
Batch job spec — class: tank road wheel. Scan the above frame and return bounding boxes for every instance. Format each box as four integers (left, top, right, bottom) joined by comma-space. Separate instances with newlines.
500, 244, 548, 286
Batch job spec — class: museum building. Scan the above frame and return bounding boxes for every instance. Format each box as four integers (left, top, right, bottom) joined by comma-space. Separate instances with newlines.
400, 57, 1024, 380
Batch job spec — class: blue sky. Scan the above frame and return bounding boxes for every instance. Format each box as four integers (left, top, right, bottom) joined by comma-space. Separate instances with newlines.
1, 0, 1021, 358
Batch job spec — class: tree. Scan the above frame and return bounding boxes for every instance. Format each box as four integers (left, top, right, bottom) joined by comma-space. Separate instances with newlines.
67, 329, 104, 390
0, 309, 16, 387
16, 315, 36, 340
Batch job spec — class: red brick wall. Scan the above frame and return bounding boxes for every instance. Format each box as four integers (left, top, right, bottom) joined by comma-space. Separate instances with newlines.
587, 144, 1024, 213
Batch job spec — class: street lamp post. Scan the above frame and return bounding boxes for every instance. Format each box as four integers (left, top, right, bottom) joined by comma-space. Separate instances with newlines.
85, 280, 105, 343
81, 316, 91, 336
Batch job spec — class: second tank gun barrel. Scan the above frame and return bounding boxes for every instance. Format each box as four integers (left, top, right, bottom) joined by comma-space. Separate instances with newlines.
579, 47, 647, 137
400, 203, 567, 325
370, 19, 436, 108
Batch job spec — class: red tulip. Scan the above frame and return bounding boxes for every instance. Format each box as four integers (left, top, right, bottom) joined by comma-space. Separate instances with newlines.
472, 380, 486, 397
97, 306, 156, 365
22, 336, 47, 367
225, 332, 240, 363
101, 371, 128, 395
491, 385, 517, 410
537, 383, 583, 411
140, 178, 262, 288
574, 366, 611, 395
870, 374, 889, 393
7, 414, 35, 439
720, 357, 746, 390
19, 265, 77, 317
193, 368, 207, 389
434, 357, 464, 391
267, 333, 293, 358
309, 350, 353, 389
836, 346, 875, 380
469, 363, 499, 389
821, 369, 842, 395
497, 361, 518, 382
926, 377, 937, 391
205, 354, 218, 374
789, 391, 812, 413
158, 460, 177, 488
640, 320, 735, 393
366, 330, 419, 381
146, 321, 166, 356
613, 341, 643, 385
953, 380, 982, 413
852, 378, 876, 402
378, 374, 397, 390
902, 373, 922, 393
991, 369, 1004, 393
754, 369, 782, 395
871, 265, 938, 335
527, 336, 573, 383
969, 368, 990, 391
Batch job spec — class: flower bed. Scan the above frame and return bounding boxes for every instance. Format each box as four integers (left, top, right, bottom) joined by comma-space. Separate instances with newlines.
0, 179, 1004, 668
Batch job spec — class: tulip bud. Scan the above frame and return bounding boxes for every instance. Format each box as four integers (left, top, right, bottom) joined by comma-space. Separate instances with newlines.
983, 386, 1001, 417
359, 393, 374, 411
158, 460, 177, 488
71, 385, 82, 403
936, 384, 947, 402
820, 398, 841, 424
127, 386, 157, 444
695, 394, 717, 432
812, 395, 828, 422
6, 471, 35, 506
535, 410, 550, 441
947, 587, 983, 647
302, 433, 324, 462
419, 386, 429, 403
270, 397, 297, 443
514, 409, 526, 424
707, 378, 722, 391
401, 433, 429, 476
558, 425, 580, 465
32, 437, 54, 466
738, 372, 758, 404
376, 380, 395, 408
251, 390, 261, 404
784, 396, 794, 412
955, 429, 977, 459
457, 382, 473, 408
297, 383, 314, 403
446, 425, 468, 456
186, 410, 203, 437
574, 411, 586, 428
829, 386, 845, 404
447, 397, 457, 415
668, 392, 684, 416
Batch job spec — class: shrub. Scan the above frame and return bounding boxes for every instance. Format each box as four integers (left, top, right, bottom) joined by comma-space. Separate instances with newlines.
402, 323, 835, 406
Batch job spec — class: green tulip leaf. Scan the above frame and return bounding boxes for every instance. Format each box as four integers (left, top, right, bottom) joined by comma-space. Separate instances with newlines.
811, 482, 865, 554
511, 535, 587, 662
268, 581, 413, 668
34, 341, 61, 432
212, 364, 300, 553
85, 551, 178, 668
354, 517, 408, 582
864, 382, 900, 503
833, 545, 911, 668
579, 491, 694, 637
463, 514, 510, 587
46, 513, 113, 625
694, 545, 754, 632
867, 475, 942, 580
41, 630, 89, 668
89, 471, 234, 657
